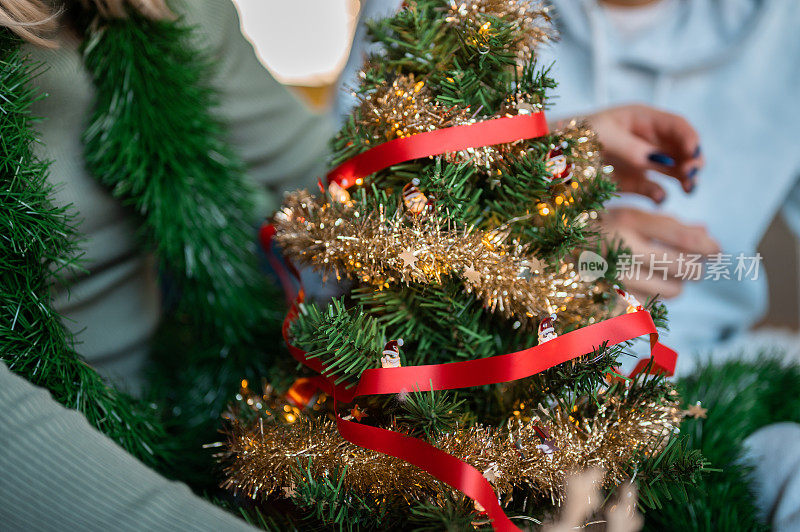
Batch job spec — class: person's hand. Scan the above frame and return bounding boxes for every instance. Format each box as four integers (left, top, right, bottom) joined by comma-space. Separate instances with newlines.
600, 208, 721, 300
580, 104, 704, 203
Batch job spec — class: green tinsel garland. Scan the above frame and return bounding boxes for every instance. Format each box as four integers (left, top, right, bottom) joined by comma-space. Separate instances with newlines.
0, 29, 165, 466
645, 355, 800, 531
82, 15, 274, 347
80, 13, 290, 486
1, 8, 281, 479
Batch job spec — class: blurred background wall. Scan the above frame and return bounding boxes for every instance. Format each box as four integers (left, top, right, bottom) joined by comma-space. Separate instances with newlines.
231, 0, 360, 109
230, 0, 799, 331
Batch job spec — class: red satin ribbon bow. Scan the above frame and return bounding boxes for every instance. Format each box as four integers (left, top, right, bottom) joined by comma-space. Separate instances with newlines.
261, 112, 677, 531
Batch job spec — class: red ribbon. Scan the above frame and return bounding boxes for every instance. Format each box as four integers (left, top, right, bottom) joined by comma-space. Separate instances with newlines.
262, 112, 677, 530
326, 112, 550, 188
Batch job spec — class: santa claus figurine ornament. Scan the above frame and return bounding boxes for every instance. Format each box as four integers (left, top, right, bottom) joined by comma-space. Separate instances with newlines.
614, 285, 645, 314
402, 178, 431, 217
381, 339, 404, 368
544, 142, 573, 184
537, 313, 558, 344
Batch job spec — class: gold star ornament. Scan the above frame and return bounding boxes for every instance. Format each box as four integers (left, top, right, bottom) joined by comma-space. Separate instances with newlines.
463, 265, 481, 283
684, 402, 708, 419
398, 249, 418, 269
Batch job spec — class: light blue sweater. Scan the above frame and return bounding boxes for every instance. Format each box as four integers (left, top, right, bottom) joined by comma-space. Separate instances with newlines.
536, 0, 800, 367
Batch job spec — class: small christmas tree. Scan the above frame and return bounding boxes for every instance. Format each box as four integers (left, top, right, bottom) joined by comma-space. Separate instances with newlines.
218, 1, 707, 528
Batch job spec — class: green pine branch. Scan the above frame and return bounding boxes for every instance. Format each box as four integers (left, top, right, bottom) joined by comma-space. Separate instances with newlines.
415, 159, 483, 224
645, 356, 800, 530
291, 299, 385, 386
290, 464, 388, 531
365, 0, 455, 79
352, 280, 503, 366
407, 494, 479, 532
629, 435, 711, 512
397, 388, 465, 439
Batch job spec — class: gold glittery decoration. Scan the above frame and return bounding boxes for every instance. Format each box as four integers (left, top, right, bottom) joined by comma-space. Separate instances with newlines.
218, 385, 681, 505
355, 74, 543, 169
215, 379, 328, 427
559, 120, 603, 178
359, 75, 468, 141
524, 120, 607, 226
354, 74, 603, 179
445, 0, 555, 62
273, 190, 606, 325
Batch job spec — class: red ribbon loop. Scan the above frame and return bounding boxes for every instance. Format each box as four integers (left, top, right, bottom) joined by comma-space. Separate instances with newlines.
349, 310, 669, 400
336, 418, 520, 532
326, 112, 550, 188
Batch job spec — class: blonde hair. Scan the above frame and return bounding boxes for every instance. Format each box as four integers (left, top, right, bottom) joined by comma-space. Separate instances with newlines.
1, 0, 172, 47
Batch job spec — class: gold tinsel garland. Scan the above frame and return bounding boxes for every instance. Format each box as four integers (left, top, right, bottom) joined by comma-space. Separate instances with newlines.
218, 384, 682, 505
358, 75, 470, 142
445, 0, 555, 62
274, 191, 603, 323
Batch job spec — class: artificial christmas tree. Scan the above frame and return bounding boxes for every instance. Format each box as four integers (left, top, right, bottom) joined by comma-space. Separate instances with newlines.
217, 1, 708, 529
